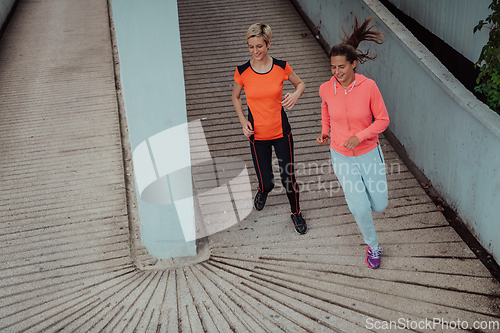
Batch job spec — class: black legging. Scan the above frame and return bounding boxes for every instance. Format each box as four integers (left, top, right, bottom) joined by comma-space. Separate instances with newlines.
250, 132, 300, 214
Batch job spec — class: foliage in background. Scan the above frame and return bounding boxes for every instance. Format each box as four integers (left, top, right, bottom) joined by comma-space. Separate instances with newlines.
474, 0, 500, 114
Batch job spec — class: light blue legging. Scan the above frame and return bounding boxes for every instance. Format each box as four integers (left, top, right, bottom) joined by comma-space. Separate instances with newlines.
330, 145, 388, 248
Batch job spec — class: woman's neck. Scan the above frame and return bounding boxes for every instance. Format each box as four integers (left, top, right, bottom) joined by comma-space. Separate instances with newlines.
339, 76, 355, 89
250, 55, 273, 73
341, 81, 352, 89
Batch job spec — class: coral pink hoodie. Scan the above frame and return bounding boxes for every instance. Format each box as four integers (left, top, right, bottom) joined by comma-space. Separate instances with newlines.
320, 73, 390, 156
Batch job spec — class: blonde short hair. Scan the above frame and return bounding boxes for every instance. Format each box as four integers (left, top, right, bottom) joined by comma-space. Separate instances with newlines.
246, 23, 272, 45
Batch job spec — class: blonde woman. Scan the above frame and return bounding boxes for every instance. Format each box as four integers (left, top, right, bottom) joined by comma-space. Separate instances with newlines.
232, 23, 307, 234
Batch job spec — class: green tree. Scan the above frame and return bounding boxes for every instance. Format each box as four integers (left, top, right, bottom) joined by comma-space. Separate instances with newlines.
474, 0, 500, 114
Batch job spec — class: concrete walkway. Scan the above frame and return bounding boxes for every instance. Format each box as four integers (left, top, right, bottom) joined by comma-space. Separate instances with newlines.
0, 0, 498, 332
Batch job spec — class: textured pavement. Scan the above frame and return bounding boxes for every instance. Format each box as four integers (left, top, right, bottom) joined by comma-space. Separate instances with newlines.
0, 0, 499, 332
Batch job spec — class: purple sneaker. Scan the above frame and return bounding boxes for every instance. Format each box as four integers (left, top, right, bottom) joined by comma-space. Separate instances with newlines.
366, 246, 383, 269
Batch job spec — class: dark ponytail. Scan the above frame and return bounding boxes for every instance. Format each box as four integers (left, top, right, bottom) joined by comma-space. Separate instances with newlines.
329, 16, 384, 64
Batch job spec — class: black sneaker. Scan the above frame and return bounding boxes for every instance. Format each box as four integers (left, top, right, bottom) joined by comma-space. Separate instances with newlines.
253, 190, 267, 211
291, 211, 307, 235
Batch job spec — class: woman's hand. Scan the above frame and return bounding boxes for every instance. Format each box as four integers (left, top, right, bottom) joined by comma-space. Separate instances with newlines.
316, 134, 329, 145
241, 119, 254, 137
281, 92, 299, 110
282, 72, 305, 110
344, 136, 360, 150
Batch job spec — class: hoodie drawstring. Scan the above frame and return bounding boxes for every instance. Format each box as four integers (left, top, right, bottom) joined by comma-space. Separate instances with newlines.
334, 80, 356, 95
347, 80, 356, 93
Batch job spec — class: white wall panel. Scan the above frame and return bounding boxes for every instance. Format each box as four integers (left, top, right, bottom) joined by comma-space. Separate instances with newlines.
0, 0, 17, 30
387, 0, 492, 63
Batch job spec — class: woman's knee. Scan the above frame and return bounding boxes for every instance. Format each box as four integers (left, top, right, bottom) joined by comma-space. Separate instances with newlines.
371, 196, 388, 212
280, 175, 299, 193
348, 201, 372, 219
261, 181, 275, 193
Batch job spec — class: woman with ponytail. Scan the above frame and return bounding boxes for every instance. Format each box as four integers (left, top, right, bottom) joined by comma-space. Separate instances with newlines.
316, 17, 390, 268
